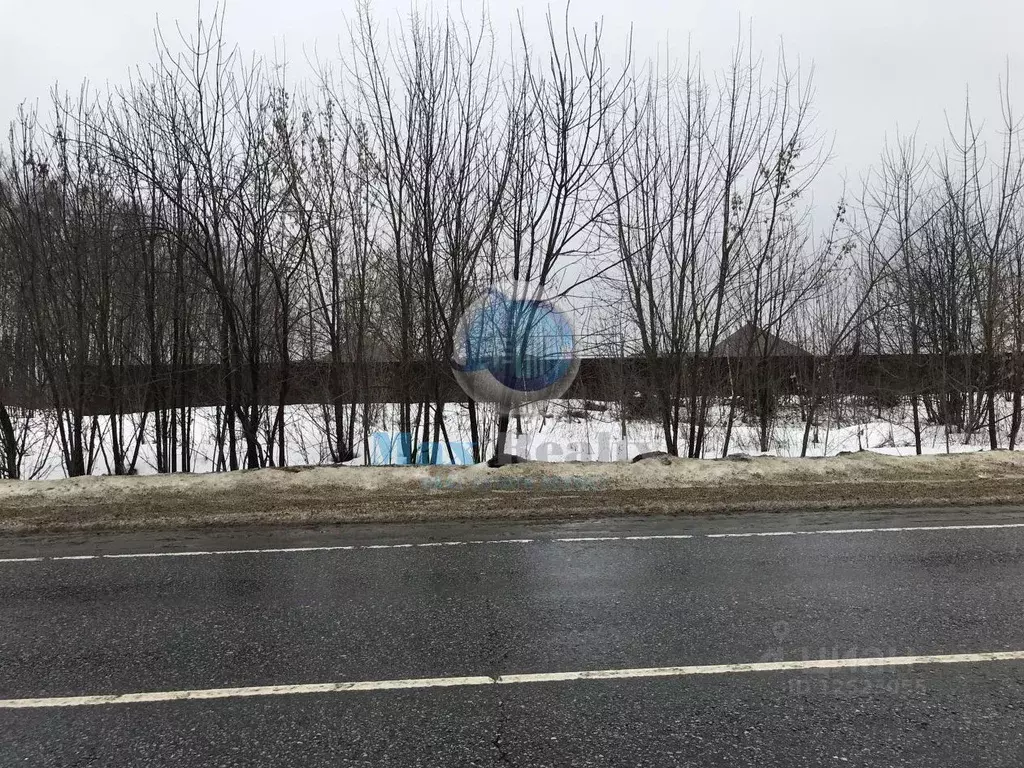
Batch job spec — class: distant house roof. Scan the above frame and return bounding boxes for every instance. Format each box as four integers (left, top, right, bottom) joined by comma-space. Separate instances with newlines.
711, 323, 811, 357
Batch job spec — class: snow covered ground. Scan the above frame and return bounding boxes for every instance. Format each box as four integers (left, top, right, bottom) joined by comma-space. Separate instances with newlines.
1, 397, 1007, 480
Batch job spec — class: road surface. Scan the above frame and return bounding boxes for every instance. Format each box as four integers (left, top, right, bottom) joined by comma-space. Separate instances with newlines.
3, 506, 1024, 766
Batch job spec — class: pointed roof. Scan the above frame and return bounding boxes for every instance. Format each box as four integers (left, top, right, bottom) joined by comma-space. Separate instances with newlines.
711, 322, 811, 357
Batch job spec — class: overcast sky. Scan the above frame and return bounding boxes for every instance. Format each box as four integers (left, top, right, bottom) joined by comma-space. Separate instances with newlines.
2, 0, 1021, 216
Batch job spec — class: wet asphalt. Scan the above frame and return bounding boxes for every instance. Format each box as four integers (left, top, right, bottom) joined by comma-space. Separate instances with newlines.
2, 506, 1024, 766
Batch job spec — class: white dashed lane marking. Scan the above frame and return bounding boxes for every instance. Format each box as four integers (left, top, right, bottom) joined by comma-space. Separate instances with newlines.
1, 523, 1024, 564
706, 523, 1024, 538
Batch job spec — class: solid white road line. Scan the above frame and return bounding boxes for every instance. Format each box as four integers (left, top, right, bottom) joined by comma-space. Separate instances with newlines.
3, 522, 1024, 564
3, 650, 1023, 709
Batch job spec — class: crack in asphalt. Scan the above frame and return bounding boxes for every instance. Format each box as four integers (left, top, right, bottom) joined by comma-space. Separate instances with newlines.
483, 596, 518, 767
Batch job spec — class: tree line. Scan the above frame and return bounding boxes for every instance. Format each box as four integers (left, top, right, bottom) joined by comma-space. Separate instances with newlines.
0, 6, 1022, 477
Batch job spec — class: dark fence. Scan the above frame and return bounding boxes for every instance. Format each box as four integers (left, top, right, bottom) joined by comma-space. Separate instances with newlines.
0, 353, 1018, 415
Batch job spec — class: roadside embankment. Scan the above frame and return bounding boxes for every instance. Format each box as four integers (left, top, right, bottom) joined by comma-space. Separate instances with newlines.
2, 451, 1024, 533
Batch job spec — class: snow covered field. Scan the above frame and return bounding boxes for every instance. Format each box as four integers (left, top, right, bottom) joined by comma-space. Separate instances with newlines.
1, 397, 1008, 480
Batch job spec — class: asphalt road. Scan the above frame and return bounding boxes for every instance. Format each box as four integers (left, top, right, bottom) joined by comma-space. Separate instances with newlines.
3, 506, 1024, 766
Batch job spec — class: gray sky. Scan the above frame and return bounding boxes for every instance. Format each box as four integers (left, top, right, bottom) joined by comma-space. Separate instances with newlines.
2, 0, 1021, 214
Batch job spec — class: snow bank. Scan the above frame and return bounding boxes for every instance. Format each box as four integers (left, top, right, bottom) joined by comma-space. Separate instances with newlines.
4, 449, 1024, 533
3, 449, 1023, 501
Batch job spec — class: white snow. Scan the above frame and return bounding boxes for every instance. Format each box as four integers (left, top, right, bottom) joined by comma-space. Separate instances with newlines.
0, 396, 1015, 479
